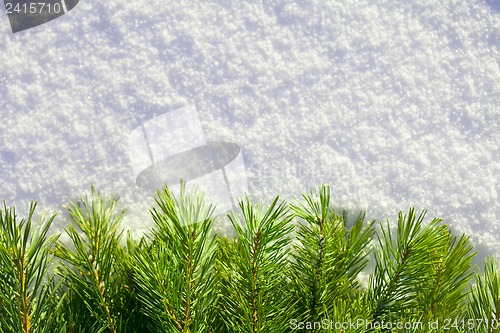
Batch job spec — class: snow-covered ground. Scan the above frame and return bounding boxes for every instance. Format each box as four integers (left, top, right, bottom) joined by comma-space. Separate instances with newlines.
0, 1, 498, 259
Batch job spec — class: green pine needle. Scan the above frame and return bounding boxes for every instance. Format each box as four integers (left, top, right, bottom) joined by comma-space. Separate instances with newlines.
0, 184, 497, 333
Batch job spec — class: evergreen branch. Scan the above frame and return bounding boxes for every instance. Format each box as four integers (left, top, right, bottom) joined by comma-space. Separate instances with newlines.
369, 208, 449, 327
290, 185, 374, 330
134, 182, 219, 333
420, 231, 475, 321
55, 186, 126, 333
222, 195, 294, 333
0, 202, 60, 333
468, 257, 500, 333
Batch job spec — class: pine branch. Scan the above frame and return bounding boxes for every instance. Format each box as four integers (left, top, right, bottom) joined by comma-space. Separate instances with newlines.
368, 208, 450, 328
290, 184, 374, 328
0, 202, 60, 333
468, 256, 500, 333
134, 182, 219, 333
220, 195, 294, 333
419, 231, 475, 321
55, 186, 127, 333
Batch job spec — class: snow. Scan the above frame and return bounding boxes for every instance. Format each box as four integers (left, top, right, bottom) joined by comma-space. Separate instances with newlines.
0, 1, 498, 259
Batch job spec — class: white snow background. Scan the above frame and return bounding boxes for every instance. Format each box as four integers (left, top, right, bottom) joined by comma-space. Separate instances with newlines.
0, 1, 499, 261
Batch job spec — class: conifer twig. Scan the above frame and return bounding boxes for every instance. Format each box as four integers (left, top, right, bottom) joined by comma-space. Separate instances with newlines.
55, 186, 127, 333
468, 256, 500, 333
368, 208, 450, 328
0, 202, 60, 333
134, 182, 219, 333
290, 184, 374, 326
221, 196, 294, 333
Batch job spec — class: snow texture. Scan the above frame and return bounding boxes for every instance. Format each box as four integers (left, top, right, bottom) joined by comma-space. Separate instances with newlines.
0, 0, 499, 259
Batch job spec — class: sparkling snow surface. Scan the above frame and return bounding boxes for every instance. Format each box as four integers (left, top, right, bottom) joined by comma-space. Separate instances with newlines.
0, 1, 499, 257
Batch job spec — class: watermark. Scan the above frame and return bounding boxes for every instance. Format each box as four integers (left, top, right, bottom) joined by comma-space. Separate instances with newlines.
245, 159, 383, 193
289, 318, 500, 331
3, 0, 79, 33
290, 319, 423, 331
128, 105, 248, 221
